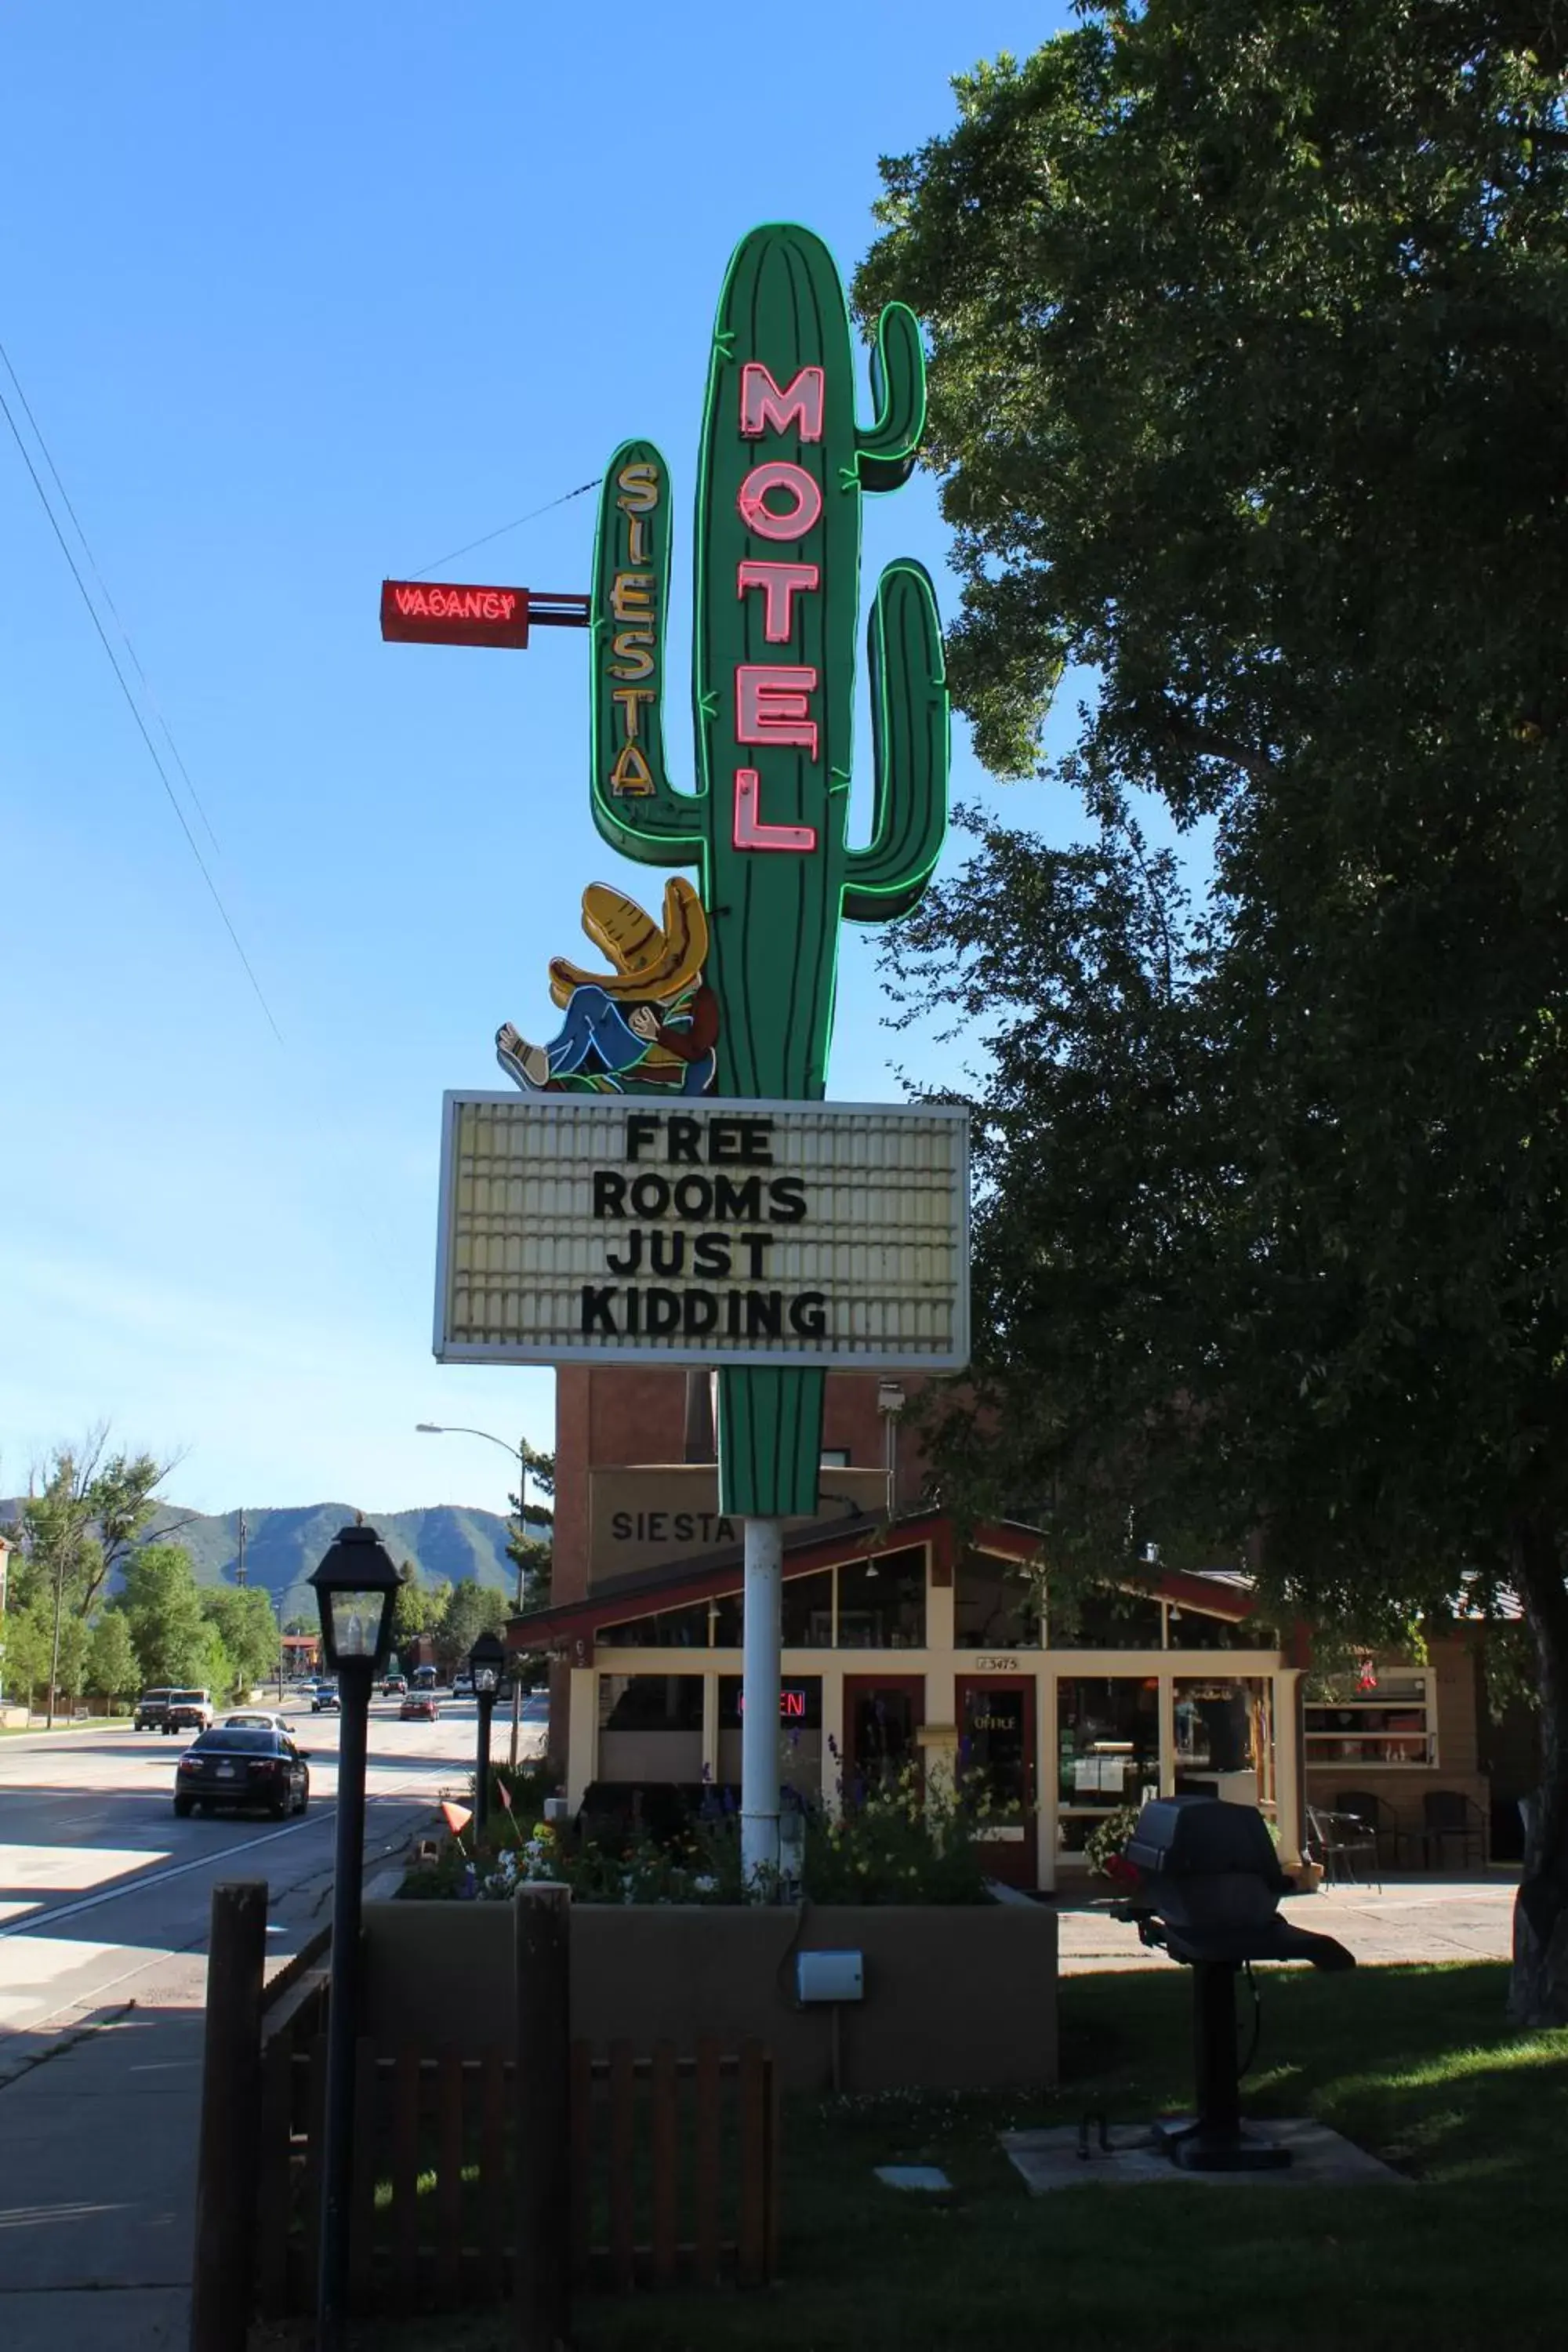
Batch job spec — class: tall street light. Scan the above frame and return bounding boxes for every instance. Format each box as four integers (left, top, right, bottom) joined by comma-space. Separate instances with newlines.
416, 1421, 535, 1764
308, 1523, 400, 2352
469, 1628, 506, 1838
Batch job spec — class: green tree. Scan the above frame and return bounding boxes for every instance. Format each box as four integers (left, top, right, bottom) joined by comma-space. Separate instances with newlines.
3, 1434, 169, 1725
1, 1603, 53, 1710
118, 1544, 212, 1688
507, 1443, 555, 1610
435, 1578, 506, 1675
859, 4, 1568, 2024
393, 1562, 428, 1646
86, 1611, 140, 1705
201, 1587, 280, 1698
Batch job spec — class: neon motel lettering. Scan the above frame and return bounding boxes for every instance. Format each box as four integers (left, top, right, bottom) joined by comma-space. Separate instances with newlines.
730, 363, 828, 855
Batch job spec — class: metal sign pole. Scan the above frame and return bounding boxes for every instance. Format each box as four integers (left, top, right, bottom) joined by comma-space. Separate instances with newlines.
739, 1515, 782, 1887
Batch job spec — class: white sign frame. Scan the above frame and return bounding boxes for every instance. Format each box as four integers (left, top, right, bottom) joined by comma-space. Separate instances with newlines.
434, 1091, 970, 1372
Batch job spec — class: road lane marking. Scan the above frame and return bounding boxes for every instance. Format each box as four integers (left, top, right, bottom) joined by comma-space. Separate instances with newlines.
0, 1809, 339, 1941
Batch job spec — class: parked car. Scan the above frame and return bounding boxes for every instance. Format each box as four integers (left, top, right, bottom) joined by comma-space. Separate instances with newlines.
451, 1674, 475, 1697
382, 1675, 408, 1697
310, 1683, 340, 1714
223, 1709, 289, 1733
134, 1688, 174, 1732
400, 1693, 439, 1722
173, 1726, 310, 1819
164, 1689, 214, 1734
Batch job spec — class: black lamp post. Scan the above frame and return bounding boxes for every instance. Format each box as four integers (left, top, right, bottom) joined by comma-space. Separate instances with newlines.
308, 1523, 400, 2352
470, 1628, 506, 1840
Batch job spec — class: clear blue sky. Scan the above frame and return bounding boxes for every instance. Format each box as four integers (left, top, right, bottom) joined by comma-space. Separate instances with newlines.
0, 2, 1080, 1518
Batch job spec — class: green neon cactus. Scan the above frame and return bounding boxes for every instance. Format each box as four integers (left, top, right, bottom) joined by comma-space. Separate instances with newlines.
587, 223, 950, 1515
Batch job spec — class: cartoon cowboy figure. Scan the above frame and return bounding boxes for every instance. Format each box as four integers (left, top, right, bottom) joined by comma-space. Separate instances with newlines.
496, 876, 719, 1096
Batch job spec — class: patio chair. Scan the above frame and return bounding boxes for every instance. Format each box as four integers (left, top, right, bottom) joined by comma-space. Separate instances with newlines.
1334, 1789, 1401, 1869
1407, 1789, 1488, 1871
1305, 1805, 1382, 1893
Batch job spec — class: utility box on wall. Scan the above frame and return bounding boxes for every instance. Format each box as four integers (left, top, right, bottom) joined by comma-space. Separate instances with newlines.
796, 1949, 864, 2004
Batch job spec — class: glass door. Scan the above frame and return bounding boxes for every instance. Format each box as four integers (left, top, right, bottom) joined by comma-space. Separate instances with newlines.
956, 1675, 1037, 1888
842, 1675, 925, 1802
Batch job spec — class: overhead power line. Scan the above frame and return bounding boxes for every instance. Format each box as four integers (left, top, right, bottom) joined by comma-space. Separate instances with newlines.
410, 477, 601, 579
0, 338, 222, 854
0, 373, 283, 1043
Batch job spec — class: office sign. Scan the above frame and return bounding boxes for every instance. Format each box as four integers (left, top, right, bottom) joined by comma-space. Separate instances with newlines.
434, 1093, 968, 1370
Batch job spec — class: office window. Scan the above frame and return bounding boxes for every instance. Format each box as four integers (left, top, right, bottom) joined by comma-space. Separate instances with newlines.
597, 1602, 712, 1649
1050, 1585, 1165, 1649
597, 1672, 703, 1782
954, 1555, 1041, 1650
837, 1548, 926, 1650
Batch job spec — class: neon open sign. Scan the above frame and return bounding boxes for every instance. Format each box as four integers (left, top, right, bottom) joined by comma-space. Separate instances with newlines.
735, 1688, 809, 1719
381, 579, 531, 649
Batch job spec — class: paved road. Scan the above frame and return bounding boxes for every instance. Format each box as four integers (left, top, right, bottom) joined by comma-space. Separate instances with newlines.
0, 1692, 547, 2352
0, 1693, 528, 2042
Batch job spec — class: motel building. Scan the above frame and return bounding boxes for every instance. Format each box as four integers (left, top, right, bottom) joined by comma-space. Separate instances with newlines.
510, 1367, 1491, 1889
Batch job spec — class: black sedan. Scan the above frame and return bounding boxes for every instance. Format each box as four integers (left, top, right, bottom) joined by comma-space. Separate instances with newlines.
173, 1726, 310, 1820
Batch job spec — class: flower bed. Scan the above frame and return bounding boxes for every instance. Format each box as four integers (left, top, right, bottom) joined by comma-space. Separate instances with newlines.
401, 1759, 996, 1907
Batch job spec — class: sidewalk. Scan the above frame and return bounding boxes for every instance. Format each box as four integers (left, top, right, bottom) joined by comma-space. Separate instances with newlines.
0, 1860, 412, 2352
1055, 1871, 1519, 1973
0, 1979, 205, 2352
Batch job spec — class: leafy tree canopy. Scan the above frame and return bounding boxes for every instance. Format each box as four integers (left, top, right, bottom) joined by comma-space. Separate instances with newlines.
435, 1577, 507, 1671
85, 1610, 140, 1704
858, 2, 1568, 2019
116, 1543, 213, 1690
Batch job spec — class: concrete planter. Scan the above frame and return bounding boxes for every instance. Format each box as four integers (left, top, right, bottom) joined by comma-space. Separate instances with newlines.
361, 1896, 1057, 2093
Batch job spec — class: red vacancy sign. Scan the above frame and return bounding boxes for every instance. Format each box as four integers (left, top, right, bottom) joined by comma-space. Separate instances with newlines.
380, 579, 531, 649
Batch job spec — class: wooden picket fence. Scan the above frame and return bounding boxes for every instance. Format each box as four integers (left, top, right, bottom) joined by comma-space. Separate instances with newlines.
254, 2022, 779, 2314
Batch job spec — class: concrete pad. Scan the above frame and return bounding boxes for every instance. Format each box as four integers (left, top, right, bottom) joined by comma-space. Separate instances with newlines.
875, 2164, 953, 2192
1001, 2118, 1410, 2191
0, 2288, 190, 2352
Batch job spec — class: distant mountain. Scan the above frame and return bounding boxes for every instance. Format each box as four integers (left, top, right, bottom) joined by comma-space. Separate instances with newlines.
2, 1499, 544, 1625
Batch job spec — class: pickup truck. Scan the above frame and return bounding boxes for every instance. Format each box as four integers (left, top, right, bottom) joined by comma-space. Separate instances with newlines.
135, 1688, 173, 1732
163, 1689, 214, 1735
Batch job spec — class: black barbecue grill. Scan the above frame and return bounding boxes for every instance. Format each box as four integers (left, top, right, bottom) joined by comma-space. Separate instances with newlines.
1114, 1795, 1354, 2172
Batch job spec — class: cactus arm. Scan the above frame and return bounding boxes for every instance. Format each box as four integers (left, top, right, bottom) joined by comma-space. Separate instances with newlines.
855, 303, 927, 492
842, 560, 949, 923
589, 440, 706, 871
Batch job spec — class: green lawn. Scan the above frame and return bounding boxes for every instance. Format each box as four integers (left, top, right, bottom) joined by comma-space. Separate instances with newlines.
321, 1960, 1568, 2352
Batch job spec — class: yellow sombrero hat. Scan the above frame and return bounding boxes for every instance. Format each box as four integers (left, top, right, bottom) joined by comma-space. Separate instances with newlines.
548, 876, 709, 1007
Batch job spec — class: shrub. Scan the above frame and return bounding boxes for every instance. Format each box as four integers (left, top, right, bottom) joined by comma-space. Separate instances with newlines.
404, 1755, 1000, 1906
1083, 1805, 1141, 1878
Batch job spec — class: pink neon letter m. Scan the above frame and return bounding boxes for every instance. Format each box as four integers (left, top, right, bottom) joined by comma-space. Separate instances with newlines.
740, 363, 825, 443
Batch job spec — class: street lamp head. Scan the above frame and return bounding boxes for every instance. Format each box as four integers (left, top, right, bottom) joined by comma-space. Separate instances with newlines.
308, 1524, 401, 1675
415, 1422, 445, 1433
469, 1628, 507, 1694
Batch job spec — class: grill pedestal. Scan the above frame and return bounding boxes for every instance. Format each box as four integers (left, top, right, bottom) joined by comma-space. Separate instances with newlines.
1152, 1962, 1290, 2172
